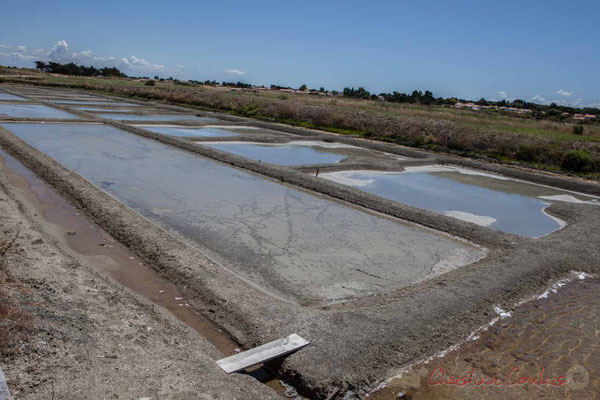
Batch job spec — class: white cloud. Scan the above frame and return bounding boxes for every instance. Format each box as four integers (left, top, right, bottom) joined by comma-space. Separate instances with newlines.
48, 40, 69, 59
498, 91, 507, 99
0, 40, 177, 77
557, 89, 574, 97
119, 55, 166, 72
530, 94, 546, 103
224, 68, 247, 76
72, 50, 93, 59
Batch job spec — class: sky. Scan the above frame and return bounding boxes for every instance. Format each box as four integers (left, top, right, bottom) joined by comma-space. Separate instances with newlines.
1, 0, 599, 107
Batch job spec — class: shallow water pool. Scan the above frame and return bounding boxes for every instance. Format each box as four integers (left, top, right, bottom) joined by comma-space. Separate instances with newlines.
322, 166, 599, 237
137, 125, 240, 138
0, 104, 80, 119
203, 141, 396, 165
51, 100, 141, 106
1, 123, 482, 302
97, 113, 221, 123
0, 93, 27, 101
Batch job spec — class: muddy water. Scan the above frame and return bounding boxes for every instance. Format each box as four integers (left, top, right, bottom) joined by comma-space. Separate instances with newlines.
203, 140, 404, 166
137, 125, 240, 138
0, 149, 294, 396
0, 104, 80, 119
96, 113, 221, 123
1, 123, 482, 303
370, 276, 600, 399
322, 167, 599, 237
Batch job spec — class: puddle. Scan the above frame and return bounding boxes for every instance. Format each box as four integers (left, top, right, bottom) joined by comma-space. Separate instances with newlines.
50, 100, 141, 106
136, 125, 240, 138
96, 113, 221, 122
0, 93, 27, 101
0, 149, 296, 397
321, 166, 599, 237
0, 104, 80, 119
202, 140, 400, 165
1, 123, 482, 303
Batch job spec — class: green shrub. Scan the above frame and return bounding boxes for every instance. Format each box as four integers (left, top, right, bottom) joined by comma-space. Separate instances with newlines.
145, 80, 156, 86
561, 150, 593, 172
572, 125, 584, 135
515, 144, 538, 162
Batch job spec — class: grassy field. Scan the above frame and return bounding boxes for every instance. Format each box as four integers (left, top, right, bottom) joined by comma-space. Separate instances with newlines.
2, 66, 599, 178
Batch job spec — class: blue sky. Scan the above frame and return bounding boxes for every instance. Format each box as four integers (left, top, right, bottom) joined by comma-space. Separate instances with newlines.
1, 0, 599, 107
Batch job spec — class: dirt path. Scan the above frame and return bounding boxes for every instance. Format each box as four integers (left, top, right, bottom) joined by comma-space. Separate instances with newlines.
0, 152, 278, 398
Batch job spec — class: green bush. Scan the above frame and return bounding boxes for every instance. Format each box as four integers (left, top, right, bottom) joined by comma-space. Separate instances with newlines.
561, 150, 593, 172
145, 80, 156, 86
572, 125, 584, 135
515, 144, 538, 162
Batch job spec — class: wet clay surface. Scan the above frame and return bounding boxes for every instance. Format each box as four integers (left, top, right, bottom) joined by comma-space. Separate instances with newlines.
370, 277, 600, 399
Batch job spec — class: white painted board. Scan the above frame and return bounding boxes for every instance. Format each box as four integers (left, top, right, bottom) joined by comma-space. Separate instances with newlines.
217, 334, 309, 374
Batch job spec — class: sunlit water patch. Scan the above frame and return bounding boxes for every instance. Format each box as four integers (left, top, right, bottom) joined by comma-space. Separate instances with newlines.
321, 166, 599, 237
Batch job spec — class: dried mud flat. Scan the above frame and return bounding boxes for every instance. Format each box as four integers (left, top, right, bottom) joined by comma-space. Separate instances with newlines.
0, 155, 277, 399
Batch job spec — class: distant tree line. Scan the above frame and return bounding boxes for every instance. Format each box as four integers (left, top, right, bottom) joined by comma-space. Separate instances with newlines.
27, 61, 598, 117
34, 61, 127, 78
340, 86, 599, 118
221, 81, 252, 89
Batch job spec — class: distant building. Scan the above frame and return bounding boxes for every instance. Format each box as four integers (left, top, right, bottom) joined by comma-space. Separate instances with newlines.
573, 114, 596, 120
454, 102, 480, 111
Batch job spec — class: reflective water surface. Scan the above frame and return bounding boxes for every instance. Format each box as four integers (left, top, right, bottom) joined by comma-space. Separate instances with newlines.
0, 104, 80, 119
97, 113, 221, 122
51, 100, 141, 106
322, 166, 599, 237
137, 125, 240, 137
203, 141, 379, 165
0, 92, 27, 101
1, 123, 481, 302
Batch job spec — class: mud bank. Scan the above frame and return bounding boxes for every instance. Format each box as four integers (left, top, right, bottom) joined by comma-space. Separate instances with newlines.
1, 85, 600, 397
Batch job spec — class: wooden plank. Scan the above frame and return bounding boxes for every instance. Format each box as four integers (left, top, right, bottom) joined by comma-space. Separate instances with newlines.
216, 334, 309, 374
